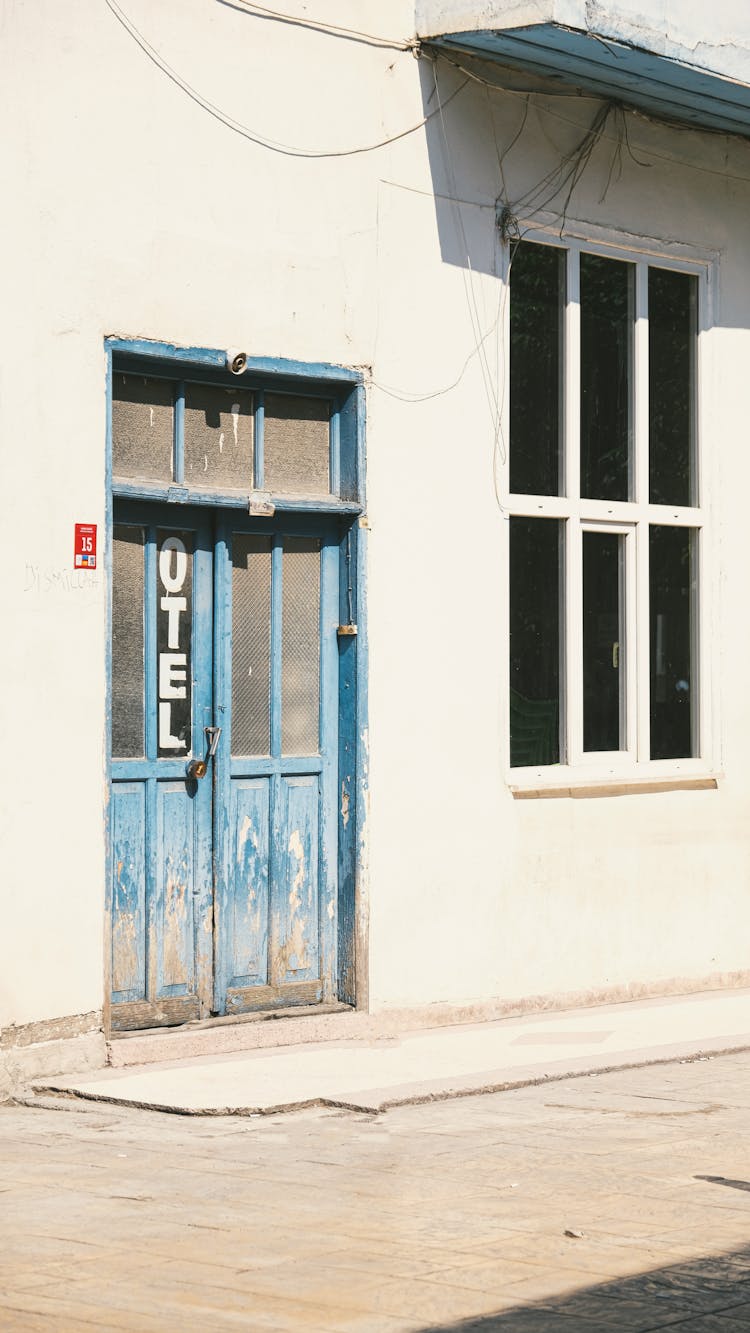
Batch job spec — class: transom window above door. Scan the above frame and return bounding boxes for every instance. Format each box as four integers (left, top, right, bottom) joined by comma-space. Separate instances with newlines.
111, 361, 357, 508
505, 236, 711, 785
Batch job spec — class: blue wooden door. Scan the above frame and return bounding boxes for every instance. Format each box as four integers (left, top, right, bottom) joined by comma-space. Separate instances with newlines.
110, 504, 339, 1028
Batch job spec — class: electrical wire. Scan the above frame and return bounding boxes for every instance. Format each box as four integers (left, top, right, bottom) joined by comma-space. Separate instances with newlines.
372, 293, 504, 403
104, 0, 468, 159
373, 46, 750, 486
438, 48, 750, 190
371, 91, 610, 413
371, 62, 519, 519
217, 0, 417, 52
505, 101, 614, 223
434, 63, 501, 425
369, 73, 614, 518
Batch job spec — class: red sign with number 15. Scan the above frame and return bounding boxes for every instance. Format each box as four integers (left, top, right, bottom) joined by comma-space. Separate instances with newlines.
74, 523, 97, 570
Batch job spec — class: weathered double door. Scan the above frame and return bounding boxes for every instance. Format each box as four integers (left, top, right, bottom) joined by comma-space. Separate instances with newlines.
110, 503, 339, 1029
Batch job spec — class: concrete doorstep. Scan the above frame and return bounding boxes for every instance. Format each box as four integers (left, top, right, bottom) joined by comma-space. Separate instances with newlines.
35, 987, 750, 1116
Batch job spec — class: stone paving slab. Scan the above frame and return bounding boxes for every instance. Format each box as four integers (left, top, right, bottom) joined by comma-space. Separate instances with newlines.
38, 988, 750, 1114
5, 1052, 750, 1330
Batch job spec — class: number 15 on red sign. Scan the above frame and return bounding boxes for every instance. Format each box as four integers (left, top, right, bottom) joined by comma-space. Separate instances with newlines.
74, 523, 97, 569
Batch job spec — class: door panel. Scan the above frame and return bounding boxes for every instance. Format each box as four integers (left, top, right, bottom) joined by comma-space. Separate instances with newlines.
110, 512, 213, 1031
155, 783, 198, 993
111, 783, 146, 999
272, 774, 320, 988
229, 778, 271, 985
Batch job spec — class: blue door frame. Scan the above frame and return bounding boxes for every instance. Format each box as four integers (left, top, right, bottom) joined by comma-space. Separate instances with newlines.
106, 341, 367, 1031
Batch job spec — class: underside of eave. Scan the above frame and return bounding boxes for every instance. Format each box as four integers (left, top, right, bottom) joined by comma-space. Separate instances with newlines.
425, 26, 750, 140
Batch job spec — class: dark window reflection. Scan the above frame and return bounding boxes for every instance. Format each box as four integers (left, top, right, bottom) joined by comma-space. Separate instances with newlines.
649, 268, 696, 506
581, 254, 633, 501
650, 526, 695, 759
510, 242, 564, 496
583, 532, 622, 752
510, 518, 561, 766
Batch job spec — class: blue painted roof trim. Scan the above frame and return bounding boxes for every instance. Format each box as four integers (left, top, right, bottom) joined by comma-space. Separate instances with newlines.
106, 338, 364, 385
430, 25, 750, 137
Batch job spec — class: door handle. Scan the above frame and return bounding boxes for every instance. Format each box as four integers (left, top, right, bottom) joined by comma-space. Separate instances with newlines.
186, 726, 222, 780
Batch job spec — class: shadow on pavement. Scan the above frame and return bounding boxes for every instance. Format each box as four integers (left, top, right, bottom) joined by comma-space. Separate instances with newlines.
422, 1241, 750, 1330
694, 1174, 750, 1194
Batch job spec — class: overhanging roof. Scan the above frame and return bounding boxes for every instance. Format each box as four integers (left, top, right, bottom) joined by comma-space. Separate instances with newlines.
426, 24, 750, 137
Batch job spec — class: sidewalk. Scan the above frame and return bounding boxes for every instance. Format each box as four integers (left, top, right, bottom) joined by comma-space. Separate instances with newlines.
40, 987, 750, 1115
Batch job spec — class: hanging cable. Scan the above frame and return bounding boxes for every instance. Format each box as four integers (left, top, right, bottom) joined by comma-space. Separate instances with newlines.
436, 48, 750, 190
434, 63, 501, 426
217, 0, 417, 52
104, 0, 467, 159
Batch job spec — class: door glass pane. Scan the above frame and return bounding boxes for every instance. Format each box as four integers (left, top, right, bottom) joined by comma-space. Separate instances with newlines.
649, 268, 696, 506
580, 254, 633, 501
232, 536, 272, 756
509, 518, 561, 767
112, 374, 174, 481
282, 539, 320, 755
184, 384, 254, 489
650, 526, 695, 760
112, 525, 145, 757
156, 531, 193, 758
264, 395, 330, 496
583, 532, 623, 752
510, 241, 564, 496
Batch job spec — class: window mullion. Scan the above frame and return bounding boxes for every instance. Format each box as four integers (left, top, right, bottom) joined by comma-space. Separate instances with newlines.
624, 528, 638, 756
565, 518, 583, 765
634, 263, 649, 505
564, 249, 582, 763
564, 248, 580, 502
635, 517, 651, 762
173, 382, 185, 485
634, 262, 651, 762
695, 529, 707, 761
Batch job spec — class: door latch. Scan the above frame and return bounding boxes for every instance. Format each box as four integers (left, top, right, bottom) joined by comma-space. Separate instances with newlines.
186, 726, 222, 780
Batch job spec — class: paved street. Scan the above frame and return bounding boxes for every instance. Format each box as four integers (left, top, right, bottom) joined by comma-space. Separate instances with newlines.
3, 1052, 750, 1331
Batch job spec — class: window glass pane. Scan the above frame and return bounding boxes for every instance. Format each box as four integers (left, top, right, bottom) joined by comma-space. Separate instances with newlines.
281, 538, 320, 755
509, 518, 561, 767
583, 532, 623, 752
650, 526, 695, 760
112, 374, 173, 481
510, 242, 563, 496
649, 268, 696, 506
232, 535, 271, 756
184, 384, 254, 489
264, 395, 330, 496
112, 525, 145, 758
156, 531, 193, 758
580, 254, 633, 500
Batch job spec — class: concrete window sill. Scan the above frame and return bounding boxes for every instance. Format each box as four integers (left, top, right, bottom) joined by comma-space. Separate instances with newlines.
511, 776, 719, 800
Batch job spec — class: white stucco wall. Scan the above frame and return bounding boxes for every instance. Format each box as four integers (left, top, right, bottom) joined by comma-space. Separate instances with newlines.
2, 0, 750, 1029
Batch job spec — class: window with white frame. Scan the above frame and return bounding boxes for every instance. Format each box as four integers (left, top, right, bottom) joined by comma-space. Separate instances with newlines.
506, 237, 705, 778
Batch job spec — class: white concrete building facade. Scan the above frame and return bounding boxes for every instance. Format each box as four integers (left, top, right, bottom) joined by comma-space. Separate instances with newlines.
3, 0, 750, 1080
